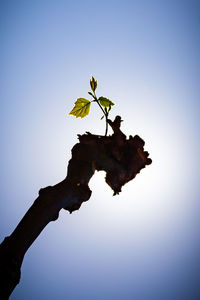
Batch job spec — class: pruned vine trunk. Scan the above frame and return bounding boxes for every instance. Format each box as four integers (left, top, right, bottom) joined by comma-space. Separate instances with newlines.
0, 116, 152, 299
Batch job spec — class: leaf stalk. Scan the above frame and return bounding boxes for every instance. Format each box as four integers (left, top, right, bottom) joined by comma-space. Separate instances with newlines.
93, 92, 109, 136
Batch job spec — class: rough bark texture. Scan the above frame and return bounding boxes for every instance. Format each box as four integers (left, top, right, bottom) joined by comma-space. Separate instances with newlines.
0, 116, 152, 299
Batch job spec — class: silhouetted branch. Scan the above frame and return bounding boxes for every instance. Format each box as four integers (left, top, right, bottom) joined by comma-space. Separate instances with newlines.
0, 116, 151, 299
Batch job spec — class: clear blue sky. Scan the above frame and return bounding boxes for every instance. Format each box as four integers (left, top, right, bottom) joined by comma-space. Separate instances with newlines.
0, 1, 200, 299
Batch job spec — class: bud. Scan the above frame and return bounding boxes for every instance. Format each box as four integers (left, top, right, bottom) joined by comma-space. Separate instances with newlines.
90, 76, 97, 92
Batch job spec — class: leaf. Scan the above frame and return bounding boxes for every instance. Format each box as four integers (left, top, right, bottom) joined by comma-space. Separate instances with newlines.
88, 91, 94, 97
98, 97, 115, 108
100, 115, 104, 120
90, 76, 97, 92
69, 98, 91, 118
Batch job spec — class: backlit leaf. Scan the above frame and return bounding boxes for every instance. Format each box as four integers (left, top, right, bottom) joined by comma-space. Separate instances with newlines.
88, 92, 94, 97
98, 97, 115, 108
69, 98, 91, 118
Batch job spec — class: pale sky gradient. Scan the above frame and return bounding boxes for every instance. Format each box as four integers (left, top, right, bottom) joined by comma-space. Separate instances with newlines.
0, 1, 200, 299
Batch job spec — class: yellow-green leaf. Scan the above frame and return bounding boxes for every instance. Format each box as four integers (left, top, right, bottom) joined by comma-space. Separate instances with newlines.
69, 98, 91, 118
98, 97, 115, 108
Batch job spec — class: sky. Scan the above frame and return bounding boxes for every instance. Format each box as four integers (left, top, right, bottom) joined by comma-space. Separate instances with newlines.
0, 0, 200, 299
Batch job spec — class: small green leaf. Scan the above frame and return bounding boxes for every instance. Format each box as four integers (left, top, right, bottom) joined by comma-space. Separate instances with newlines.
90, 76, 97, 92
69, 98, 91, 118
88, 91, 94, 97
98, 97, 115, 108
100, 115, 104, 120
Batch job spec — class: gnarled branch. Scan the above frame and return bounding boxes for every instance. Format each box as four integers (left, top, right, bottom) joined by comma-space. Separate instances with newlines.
0, 116, 151, 299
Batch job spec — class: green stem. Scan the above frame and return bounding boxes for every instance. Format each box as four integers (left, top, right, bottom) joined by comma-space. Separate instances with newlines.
105, 116, 108, 136
93, 92, 108, 136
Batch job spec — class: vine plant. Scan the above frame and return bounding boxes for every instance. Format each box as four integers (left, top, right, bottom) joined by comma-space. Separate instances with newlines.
0, 76, 152, 300
69, 76, 114, 136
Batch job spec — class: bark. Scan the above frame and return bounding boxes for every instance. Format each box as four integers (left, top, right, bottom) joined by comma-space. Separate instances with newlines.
0, 116, 152, 299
